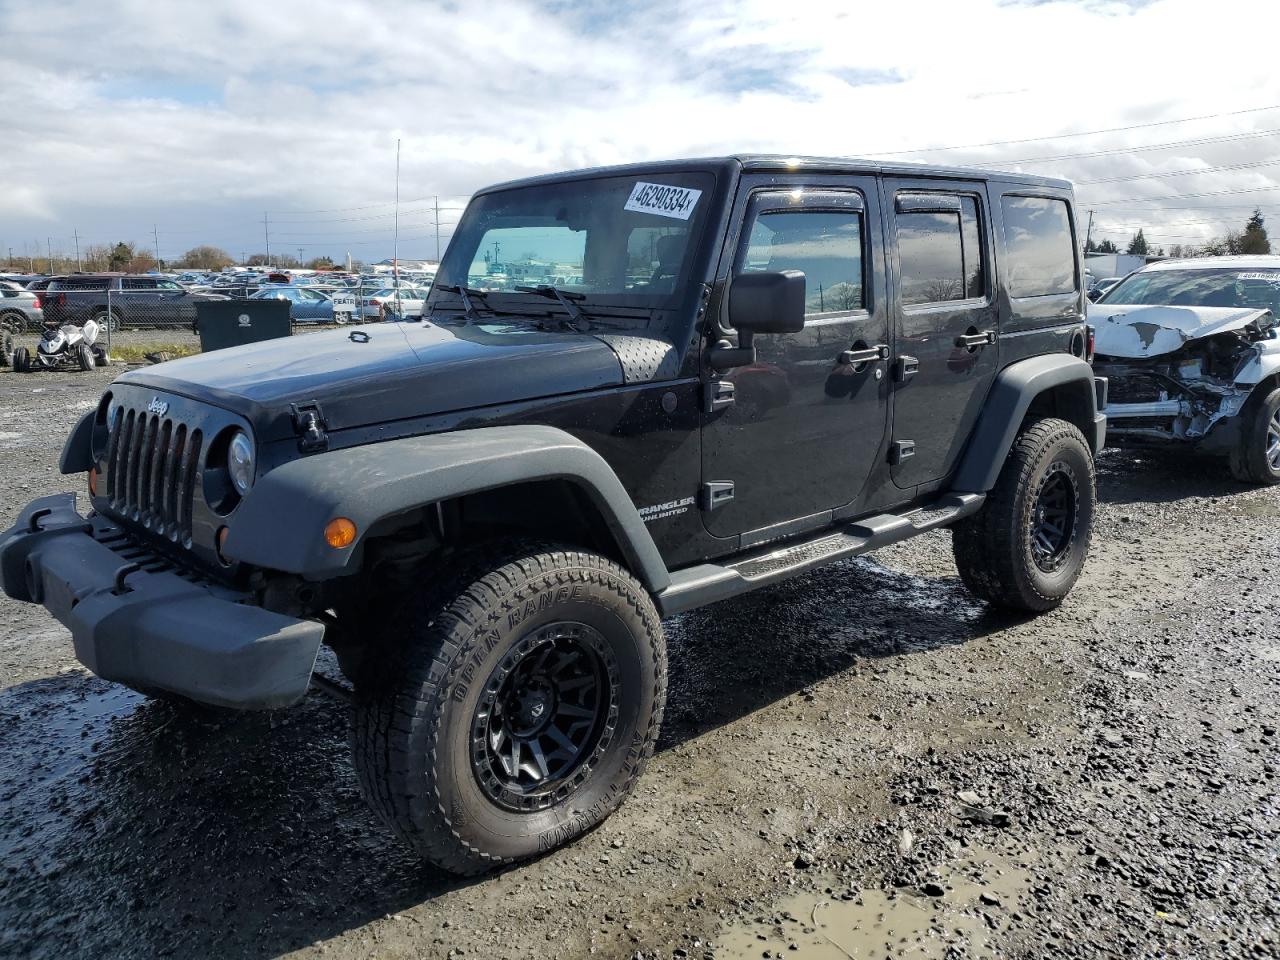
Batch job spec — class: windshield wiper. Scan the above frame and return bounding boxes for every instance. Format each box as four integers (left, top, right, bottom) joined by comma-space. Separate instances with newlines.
431, 284, 492, 324
515, 284, 591, 332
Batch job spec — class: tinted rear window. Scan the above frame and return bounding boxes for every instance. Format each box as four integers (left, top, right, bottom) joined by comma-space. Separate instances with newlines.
1000, 196, 1076, 298
51, 278, 109, 291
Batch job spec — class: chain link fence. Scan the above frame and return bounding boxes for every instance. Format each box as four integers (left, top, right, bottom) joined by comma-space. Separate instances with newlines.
2, 279, 381, 372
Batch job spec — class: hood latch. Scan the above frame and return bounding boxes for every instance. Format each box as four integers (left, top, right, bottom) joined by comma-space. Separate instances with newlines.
290, 401, 329, 453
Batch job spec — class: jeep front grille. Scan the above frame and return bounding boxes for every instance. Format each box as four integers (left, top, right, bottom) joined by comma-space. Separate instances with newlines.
105, 405, 203, 545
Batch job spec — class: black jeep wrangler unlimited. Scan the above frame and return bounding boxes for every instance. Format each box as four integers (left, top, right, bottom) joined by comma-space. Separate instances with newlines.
1, 157, 1106, 875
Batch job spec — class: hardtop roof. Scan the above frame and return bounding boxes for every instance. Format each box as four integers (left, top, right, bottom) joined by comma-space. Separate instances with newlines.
475, 155, 1072, 196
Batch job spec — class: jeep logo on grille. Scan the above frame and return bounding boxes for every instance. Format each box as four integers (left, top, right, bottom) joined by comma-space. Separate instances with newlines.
147, 397, 169, 417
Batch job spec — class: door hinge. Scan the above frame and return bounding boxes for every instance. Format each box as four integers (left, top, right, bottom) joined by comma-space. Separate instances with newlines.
700, 481, 735, 511
290, 401, 329, 452
893, 356, 919, 382
889, 440, 915, 465
703, 380, 735, 414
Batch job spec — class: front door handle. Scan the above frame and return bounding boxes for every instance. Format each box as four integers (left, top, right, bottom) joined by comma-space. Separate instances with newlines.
838, 344, 889, 366
955, 330, 996, 349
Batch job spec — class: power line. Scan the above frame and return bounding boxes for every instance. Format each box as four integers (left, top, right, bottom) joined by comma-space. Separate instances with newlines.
864, 103, 1280, 156
268, 194, 471, 216
1084, 184, 1280, 207
973, 128, 1280, 168
1079, 157, 1280, 185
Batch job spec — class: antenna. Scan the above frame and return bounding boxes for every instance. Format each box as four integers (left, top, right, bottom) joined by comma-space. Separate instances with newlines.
393, 138, 402, 316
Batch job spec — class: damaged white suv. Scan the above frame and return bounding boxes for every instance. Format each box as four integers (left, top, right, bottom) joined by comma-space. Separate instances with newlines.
1091, 256, 1280, 484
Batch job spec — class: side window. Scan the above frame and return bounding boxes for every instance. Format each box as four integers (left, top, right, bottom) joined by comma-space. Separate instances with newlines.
122, 278, 156, 290
897, 195, 985, 306
156, 279, 181, 290
1000, 196, 1076, 298
737, 209, 864, 317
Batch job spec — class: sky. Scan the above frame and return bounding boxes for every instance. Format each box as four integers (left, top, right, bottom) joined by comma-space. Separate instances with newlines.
1, 0, 1278, 267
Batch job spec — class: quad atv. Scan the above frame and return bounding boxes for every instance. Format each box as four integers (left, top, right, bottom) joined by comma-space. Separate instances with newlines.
12, 318, 108, 373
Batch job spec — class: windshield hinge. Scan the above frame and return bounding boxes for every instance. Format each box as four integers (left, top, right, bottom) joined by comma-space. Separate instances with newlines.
290, 401, 329, 453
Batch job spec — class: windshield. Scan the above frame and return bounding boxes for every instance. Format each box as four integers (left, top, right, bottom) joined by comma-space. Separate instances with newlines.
434, 172, 716, 306
1100, 267, 1280, 311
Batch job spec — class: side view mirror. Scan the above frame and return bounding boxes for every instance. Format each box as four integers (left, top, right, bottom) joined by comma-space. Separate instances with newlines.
711, 270, 806, 371
729, 270, 806, 335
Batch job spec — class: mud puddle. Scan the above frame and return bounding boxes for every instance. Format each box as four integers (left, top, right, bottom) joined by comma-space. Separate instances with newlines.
715, 847, 1033, 959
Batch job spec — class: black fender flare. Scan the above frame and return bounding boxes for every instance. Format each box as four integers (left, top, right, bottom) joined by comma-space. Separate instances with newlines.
951, 354, 1105, 493
221, 425, 671, 592
59, 411, 95, 475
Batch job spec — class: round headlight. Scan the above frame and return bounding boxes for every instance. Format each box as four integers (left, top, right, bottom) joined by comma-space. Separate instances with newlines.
228, 430, 255, 495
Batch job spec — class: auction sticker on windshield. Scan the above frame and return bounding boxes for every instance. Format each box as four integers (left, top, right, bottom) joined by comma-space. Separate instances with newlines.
624, 182, 702, 221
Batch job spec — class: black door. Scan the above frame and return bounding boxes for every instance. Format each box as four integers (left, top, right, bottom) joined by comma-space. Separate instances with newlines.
701, 179, 891, 540
884, 180, 999, 488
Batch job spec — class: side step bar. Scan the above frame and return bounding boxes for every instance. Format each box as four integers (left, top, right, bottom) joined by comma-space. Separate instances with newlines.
654, 493, 985, 617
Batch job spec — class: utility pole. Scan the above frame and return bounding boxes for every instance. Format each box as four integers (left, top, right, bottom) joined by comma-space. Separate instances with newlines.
7, 247, 12, 269
152, 224, 162, 269
263, 212, 271, 267
46, 237, 53, 274
297, 247, 304, 266
1084, 210, 1094, 254
73, 230, 82, 272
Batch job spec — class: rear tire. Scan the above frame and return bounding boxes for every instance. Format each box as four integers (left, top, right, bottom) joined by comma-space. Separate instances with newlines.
1228, 385, 1280, 485
12, 346, 29, 372
77, 344, 93, 372
91, 308, 121, 333
952, 417, 1095, 612
351, 543, 667, 875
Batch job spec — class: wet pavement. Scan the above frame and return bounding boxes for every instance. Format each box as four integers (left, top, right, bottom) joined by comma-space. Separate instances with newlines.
1, 363, 1278, 959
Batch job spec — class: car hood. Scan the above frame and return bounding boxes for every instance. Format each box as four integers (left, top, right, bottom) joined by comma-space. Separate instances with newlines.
116, 320, 627, 441
1089, 303, 1275, 358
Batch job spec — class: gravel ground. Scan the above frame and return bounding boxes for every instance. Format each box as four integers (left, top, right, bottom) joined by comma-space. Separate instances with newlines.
0, 362, 1277, 960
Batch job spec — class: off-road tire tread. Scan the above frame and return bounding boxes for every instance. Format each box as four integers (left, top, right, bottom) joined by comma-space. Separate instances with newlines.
351, 541, 666, 875
952, 417, 1094, 612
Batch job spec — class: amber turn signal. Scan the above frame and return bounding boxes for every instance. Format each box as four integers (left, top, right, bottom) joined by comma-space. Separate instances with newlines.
324, 517, 357, 549
87, 467, 97, 498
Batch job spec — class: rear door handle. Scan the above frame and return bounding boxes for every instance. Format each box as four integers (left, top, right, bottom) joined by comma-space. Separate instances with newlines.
955, 330, 996, 349
838, 344, 889, 365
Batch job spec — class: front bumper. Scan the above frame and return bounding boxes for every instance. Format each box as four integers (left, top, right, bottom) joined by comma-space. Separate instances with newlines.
0, 494, 324, 709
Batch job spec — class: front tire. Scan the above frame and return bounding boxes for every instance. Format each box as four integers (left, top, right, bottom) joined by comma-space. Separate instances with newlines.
952, 417, 1095, 612
12, 346, 30, 372
77, 344, 93, 371
1228, 385, 1280, 485
351, 544, 667, 875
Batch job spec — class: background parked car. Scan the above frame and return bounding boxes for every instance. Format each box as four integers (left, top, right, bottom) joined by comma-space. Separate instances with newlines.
248, 285, 354, 323
368, 286, 430, 319
1088, 276, 1124, 302
42, 274, 227, 329
0, 280, 44, 333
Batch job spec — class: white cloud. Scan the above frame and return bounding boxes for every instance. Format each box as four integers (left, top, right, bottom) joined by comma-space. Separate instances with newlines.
0, 0, 1276, 262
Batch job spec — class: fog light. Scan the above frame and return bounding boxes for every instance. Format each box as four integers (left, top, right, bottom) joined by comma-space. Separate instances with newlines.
324, 517, 357, 549
88, 467, 97, 498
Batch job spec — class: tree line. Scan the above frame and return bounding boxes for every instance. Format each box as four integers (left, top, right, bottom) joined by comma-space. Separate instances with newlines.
1086, 209, 1271, 260
4, 242, 345, 274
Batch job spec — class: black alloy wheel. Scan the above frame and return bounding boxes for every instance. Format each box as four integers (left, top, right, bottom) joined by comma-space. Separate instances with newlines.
471, 622, 618, 812
1029, 461, 1078, 573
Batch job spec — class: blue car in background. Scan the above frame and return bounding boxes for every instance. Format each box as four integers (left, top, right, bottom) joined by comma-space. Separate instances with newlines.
248, 285, 353, 323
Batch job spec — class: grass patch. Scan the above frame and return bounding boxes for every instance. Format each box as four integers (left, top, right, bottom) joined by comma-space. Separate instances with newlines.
108, 343, 202, 364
